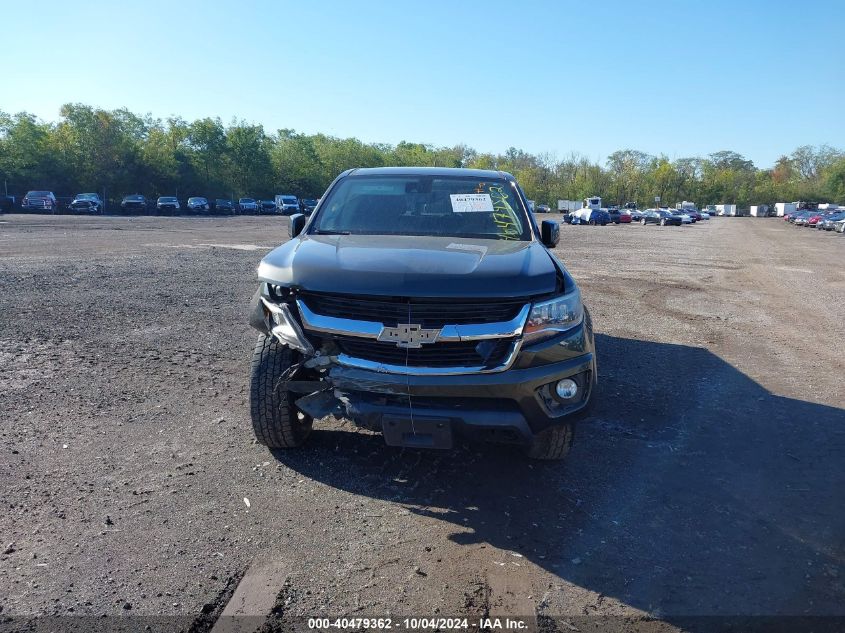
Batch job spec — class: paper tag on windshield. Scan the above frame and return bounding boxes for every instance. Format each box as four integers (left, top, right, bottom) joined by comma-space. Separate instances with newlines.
450, 193, 494, 213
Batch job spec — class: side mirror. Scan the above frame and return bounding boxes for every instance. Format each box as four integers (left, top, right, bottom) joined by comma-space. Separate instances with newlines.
541, 220, 559, 247
289, 213, 306, 238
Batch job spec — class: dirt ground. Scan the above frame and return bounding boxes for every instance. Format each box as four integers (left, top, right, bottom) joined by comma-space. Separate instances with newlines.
0, 213, 843, 631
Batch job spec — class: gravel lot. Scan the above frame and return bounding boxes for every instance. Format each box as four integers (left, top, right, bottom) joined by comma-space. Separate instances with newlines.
1, 213, 843, 631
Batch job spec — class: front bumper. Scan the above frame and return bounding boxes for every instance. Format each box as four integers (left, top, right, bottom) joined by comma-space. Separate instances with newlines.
250, 288, 597, 448
320, 321, 596, 446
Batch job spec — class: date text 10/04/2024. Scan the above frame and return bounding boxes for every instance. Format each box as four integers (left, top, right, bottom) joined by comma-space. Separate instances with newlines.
307, 617, 528, 630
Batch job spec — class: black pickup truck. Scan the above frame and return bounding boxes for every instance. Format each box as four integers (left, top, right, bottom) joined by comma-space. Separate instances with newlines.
248, 167, 596, 460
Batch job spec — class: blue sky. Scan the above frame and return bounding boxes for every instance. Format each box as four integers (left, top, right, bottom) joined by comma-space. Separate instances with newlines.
2, 0, 843, 167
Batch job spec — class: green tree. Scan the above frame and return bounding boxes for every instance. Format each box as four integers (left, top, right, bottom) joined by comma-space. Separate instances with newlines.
187, 117, 226, 189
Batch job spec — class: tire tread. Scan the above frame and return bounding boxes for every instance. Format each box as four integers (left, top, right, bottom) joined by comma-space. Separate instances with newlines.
526, 423, 575, 460
249, 334, 311, 448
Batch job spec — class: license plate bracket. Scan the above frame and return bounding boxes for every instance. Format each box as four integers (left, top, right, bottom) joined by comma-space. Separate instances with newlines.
381, 414, 453, 449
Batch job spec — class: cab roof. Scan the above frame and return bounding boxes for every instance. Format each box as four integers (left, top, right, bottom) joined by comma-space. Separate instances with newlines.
345, 166, 514, 180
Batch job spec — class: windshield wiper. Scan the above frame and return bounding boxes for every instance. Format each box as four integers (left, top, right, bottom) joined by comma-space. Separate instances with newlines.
312, 229, 352, 235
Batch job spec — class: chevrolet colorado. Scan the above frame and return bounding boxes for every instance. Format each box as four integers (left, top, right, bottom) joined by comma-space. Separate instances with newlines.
248, 167, 596, 460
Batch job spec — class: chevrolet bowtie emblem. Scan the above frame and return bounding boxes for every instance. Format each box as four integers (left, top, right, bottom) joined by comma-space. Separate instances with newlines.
377, 324, 440, 348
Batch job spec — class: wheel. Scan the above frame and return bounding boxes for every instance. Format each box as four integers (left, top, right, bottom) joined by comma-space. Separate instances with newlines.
525, 422, 575, 460
589, 219, 596, 225
250, 334, 313, 448
640, 218, 646, 225
660, 218, 666, 226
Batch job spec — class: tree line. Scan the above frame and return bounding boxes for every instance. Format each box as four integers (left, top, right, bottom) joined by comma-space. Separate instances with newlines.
1, 103, 843, 208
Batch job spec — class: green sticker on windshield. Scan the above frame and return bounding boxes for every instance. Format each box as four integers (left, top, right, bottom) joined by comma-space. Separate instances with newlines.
488, 186, 521, 240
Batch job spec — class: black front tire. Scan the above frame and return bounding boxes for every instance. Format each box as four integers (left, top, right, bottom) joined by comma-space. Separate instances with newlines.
525, 422, 575, 460
250, 334, 313, 448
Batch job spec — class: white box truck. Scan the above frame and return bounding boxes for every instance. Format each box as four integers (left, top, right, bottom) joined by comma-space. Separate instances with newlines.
716, 204, 737, 216
775, 202, 796, 217
557, 199, 581, 213
750, 205, 769, 217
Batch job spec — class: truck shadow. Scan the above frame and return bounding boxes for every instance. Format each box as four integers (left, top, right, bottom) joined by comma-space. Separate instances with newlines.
270, 334, 845, 623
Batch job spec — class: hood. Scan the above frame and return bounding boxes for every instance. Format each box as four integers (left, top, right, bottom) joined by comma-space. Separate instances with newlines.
257, 234, 560, 298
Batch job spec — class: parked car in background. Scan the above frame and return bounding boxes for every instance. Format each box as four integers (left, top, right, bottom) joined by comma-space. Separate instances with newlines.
0, 196, 14, 212
69, 193, 103, 214
628, 208, 646, 221
535, 204, 551, 213
608, 208, 632, 224
187, 197, 210, 213
275, 194, 299, 215
818, 210, 845, 230
640, 209, 682, 226
300, 198, 319, 214
22, 191, 58, 213
671, 210, 693, 224
258, 200, 277, 215
806, 212, 825, 227
570, 207, 609, 225
587, 209, 611, 225
120, 194, 148, 214
156, 196, 180, 214
834, 218, 845, 233
789, 210, 814, 225
214, 199, 235, 214
238, 198, 258, 214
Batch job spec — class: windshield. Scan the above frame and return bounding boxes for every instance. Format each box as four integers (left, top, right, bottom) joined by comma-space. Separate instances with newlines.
76, 193, 97, 200
160, 197, 177, 202
239, 198, 254, 203
303, 199, 318, 205
282, 197, 297, 203
311, 175, 530, 240
125, 195, 143, 201
28, 191, 52, 197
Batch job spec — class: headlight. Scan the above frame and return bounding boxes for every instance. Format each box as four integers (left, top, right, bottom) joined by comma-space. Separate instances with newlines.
524, 288, 583, 343
260, 297, 314, 354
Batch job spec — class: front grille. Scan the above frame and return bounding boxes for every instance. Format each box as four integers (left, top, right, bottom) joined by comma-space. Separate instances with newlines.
300, 292, 527, 329
335, 336, 513, 368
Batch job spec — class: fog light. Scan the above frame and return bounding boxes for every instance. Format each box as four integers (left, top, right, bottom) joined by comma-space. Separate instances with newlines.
555, 379, 578, 400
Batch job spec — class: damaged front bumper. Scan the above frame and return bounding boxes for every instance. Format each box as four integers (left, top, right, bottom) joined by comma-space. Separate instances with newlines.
326, 343, 595, 447
250, 287, 596, 449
